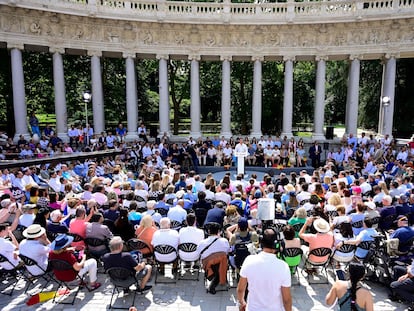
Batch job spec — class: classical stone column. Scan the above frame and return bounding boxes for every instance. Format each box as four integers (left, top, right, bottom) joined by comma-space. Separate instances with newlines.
189, 55, 202, 138
251, 56, 263, 138
312, 55, 327, 141
157, 54, 170, 137
51, 47, 68, 142
381, 54, 397, 137
220, 55, 232, 139
123, 52, 139, 142
8, 43, 30, 141
345, 55, 361, 136
281, 56, 295, 139
88, 50, 105, 135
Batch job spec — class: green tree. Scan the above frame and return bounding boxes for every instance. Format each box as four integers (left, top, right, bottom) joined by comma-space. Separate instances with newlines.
293, 61, 315, 125
231, 62, 253, 135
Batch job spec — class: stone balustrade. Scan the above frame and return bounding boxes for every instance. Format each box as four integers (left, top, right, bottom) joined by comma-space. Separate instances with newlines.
2, 0, 414, 24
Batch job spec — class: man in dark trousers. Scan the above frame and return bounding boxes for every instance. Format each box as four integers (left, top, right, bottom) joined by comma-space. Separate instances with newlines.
308, 141, 322, 168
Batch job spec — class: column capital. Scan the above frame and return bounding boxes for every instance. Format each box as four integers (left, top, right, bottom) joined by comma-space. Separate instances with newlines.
49, 47, 65, 54
349, 54, 363, 61
156, 54, 169, 60
315, 55, 329, 62
220, 55, 232, 62
283, 55, 296, 62
251, 55, 264, 62
7, 42, 24, 50
188, 54, 201, 61
122, 52, 136, 59
87, 50, 102, 57
384, 52, 400, 59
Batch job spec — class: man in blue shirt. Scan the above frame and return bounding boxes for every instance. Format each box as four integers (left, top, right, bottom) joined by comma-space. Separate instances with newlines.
390, 215, 414, 253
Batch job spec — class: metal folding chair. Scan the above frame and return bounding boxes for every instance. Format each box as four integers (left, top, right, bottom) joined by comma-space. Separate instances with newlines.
49, 259, 89, 304
0, 254, 23, 296
107, 267, 140, 310
178, 242, 200, 280
302, 247, 332, 283
283, 247, 303, 285
153, 244, 178, 283
18, 254, 53, 293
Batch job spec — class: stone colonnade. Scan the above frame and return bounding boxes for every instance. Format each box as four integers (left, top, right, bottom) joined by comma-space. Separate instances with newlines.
8, 43, 397, 142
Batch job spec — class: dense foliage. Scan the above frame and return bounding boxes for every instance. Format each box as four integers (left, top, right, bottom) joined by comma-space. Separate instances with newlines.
0, 49, 413, 137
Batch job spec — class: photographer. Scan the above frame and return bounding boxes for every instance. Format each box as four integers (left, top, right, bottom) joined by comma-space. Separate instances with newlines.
236, 228, 292, 311
299, 216, 333, 274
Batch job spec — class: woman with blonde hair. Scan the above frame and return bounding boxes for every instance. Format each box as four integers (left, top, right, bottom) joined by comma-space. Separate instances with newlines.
325, 193, 342, 213
161, 174, 170, 191
148, 180, 162, 200
134, 215, 157, 256
224, 205, 241, 226
378, 181, 389, 195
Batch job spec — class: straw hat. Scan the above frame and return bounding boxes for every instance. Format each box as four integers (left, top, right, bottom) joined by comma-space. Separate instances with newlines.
23, 224, 46, 239
313, 218, 330, 233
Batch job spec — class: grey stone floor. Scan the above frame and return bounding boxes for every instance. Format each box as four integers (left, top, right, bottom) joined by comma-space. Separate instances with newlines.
0, 264, 410, 311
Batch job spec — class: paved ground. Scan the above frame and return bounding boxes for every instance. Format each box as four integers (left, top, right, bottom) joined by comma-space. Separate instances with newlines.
0, 261, 410, 311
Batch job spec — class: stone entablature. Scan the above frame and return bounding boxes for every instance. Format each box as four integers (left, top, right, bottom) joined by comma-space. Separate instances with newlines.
2, 0, 414, 25
0, 5, 413, 60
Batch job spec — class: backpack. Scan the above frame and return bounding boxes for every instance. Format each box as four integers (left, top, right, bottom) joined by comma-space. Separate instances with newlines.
234, 232, 251, 269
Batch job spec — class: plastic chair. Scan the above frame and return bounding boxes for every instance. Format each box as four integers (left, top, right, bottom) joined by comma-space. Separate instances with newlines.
283, 247, 303, 285
170, 220, 183, 231
49, 259, 90, 304
0, 254, 22, 296
178, 243, 200, 280
355, 240, 374, 262
153, 244, 178, 283
18, 254, 52, 293
302, 247, 332, 283
106, 267, 140, 309
331, 243, 356, 269
127, 238, 153, 261
84, 237, 108, 260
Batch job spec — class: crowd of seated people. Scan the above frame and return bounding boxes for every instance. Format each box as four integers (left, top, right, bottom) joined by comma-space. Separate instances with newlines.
0, 131, 414, 307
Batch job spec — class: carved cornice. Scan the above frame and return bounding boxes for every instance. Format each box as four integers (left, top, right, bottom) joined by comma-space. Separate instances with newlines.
49, 46, 65, 54
188, 54, 201, 61
283, 55, 296, 62
7, 42, 24, 50
252, 55, 264, 62
349, 54, 363, 61
220, 55, 232, 62
122, 52, 137, 59
87, 50, 103, 57
315, 55, 329, 62
0, 7, 414, 60
385, 52, 400, 59
156, 54, 169, 60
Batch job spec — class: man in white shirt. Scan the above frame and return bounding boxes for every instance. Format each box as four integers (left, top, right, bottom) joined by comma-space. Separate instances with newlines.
68, 125, 80, 148
178, 214, 204, 262
0, 223, 20, 270
197, 222, 230, 294
167, 200, 187, 223
237, 228, 292, 311
19, 224, 51, 276
152, 217, 179, 264
214, 183, 231, 205
106, 131, 116, 149
22, 167, 38, 188
222, 143, 233, 166
12, 170, 26, 191
48, 170, 62, 193
141, 142, 153, 159
219, 136, 228, 148
207, 145, 217, 166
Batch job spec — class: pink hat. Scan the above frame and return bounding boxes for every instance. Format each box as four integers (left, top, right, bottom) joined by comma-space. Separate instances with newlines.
351, 186, 362, 195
